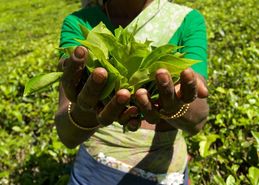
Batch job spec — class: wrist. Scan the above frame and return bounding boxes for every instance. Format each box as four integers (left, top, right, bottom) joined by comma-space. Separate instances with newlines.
69, 102, 100, 129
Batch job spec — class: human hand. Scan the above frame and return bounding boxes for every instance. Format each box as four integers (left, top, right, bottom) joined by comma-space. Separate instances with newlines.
134, 68, 208, 125
60, 46, 139, 129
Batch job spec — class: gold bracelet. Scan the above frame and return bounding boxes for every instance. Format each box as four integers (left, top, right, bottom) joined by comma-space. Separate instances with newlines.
160, 103, 190, 120
67, 102, 100, 131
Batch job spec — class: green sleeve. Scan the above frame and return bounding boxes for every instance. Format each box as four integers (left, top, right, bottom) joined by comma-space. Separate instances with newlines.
178, 10, 208, 79
59, 12, 91, 48
59, 6, 113, 52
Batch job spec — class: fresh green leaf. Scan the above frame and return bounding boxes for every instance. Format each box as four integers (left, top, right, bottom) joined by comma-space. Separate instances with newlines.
79, 24, 90, 38
248, 166, 259, 185
214, 173, 227, 185
129, 68, 151, 88
24, 72, 63, 96
109, 58, 128, 77
139, 44, 182, 68
251, 131, 259, 147
226, 175, 236, 185
59, 46, 76, 56
100, 73, 117, 100
197, 134, 220, 157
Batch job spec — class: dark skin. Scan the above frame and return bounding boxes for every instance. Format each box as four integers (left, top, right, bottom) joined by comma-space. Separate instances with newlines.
55, 0, 209, 149
55, 46, 209, 149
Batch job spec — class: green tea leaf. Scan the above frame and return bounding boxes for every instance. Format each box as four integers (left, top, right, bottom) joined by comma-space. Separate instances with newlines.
24, 72, 63, 96
121, 56, 143, 79
100, 73, 117, 100
114, 26, 124, 39
109, 58, 128, 77
139, 44, 182, 68
91, 22, 114, 35
248, 166, 259, 185
129, 68, 151, 88
251, 131, 259, 145
198, 134, 220, 157
158, 54, 199, 67
226, 175, 236, 185
147, 59, 196, 79
79, 24, 90, 38
59, 46, 76, 56
83, 34, 109, 60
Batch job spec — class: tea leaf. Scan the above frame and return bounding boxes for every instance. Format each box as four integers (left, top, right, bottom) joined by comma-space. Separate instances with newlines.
24, 72, 63, 96
100, 73, 117, 100
109, 58, 128, 77
248, 166, 259, 185
147, 59, 197, 78
139, 44, 182, 69
129, 68, 151, 88
59, 46, 76, 57
79, 24, 90, 38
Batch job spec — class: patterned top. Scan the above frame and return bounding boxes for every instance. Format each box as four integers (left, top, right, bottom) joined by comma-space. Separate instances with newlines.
59, 0, 208, 175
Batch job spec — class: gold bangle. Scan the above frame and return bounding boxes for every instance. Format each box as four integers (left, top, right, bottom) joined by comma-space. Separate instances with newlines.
160, 103, 190, 120
67, 102, 100, 131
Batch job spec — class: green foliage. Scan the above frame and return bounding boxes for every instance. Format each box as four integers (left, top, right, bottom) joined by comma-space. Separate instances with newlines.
0, 0, 80, 184
175, 0, 259, 184
0, 0, 258, 185
24, 72, 63, 96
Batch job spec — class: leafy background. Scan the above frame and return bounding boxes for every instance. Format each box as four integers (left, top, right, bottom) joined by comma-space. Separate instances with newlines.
0, 0, 258, 184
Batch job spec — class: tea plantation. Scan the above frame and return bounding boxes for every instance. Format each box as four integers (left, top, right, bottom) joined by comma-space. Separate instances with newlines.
0, 0, 258, 184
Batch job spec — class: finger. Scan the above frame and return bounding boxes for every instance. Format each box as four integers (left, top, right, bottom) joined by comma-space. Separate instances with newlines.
61, 46, 88, 102
155, 68, 178, 114
179, 68, 198, 103
135, 88, 160, 124
118, 106, 139, 125
125, 118, 141, 132
77, 67, 108, 109
118, 106, 142, 132
97, 89, 131, 126
197, 75, 209, 98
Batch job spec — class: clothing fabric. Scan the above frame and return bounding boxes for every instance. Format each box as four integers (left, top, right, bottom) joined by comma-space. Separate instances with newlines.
84, 123, 187, 174
68, 145, 189, 185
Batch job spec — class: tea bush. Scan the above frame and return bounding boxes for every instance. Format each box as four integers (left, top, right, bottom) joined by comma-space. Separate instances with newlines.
0, 0, 258, 184
175, 0, 259, 184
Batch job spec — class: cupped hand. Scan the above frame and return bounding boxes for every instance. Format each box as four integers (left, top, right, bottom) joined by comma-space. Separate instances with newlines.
134, 68, 208, 125
60, 46, 135, 128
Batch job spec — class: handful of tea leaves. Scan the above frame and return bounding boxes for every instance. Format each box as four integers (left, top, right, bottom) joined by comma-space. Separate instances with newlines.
24, 22, 198, 99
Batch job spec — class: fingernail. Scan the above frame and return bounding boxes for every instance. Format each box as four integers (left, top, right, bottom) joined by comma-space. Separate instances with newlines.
157, 73, 169, 85
116, 89, 130, 104
127, 120, 140, 132
117, 96, 129, 104
130, 108, 139, 117
92, 73, 106, 84
74, 47, 86, 59
181, 68, 194, 82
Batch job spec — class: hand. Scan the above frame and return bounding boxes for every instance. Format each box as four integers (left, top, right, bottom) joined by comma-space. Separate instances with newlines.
59, 46, 138, 128
134, 68, 208, 126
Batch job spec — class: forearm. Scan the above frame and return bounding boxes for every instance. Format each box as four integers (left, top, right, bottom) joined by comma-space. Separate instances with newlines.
165, 98, 209, 135
55, 86, 99, 148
